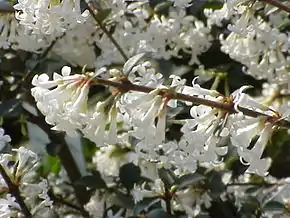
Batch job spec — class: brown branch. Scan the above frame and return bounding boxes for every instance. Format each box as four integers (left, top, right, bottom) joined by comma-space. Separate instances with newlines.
94, 77, 290, 128
0, 164, 31, 217
259, 0, 290, 13
82, 0, 129, 61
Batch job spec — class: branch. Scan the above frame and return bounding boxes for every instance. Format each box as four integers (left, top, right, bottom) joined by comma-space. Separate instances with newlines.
82, 0, 129, 61
48, 189, 88, 215
164, 188, 172, 215
93, 77, 290, 128
259, 0, 290, 13
226, 182, 288, 187
22, 95, 90, 217
0, 164, 31, 217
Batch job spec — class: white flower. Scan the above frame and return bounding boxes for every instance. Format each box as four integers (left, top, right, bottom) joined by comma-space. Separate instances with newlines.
93, 144, 134, 177
13, 147, 39, 179
218, 7, 290, 89
182, 77, 219, 101
31, 66, 92, 135
168, 75, 186, 108
107, 209, 124, 218
233, 86, 273, 115
174, 188, 212, 216
132, 179, 165, 203
170, 0, 193, 8
234, 121, 275, 176
0, 128, 11, 151
14, 0, 89, 36
0, 148, 52, 216
85, 191, 105, 217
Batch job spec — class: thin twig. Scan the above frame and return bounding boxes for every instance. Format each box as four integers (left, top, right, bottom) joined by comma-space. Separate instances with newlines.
83, 0, 129, 61
164, 188, 172, 215
22, 32, 66, 87
0, 164, 32, 217
93, 77, 290, 128
259, 0, 290, 13
226, 182, 286, 187
48, 189, 87, 214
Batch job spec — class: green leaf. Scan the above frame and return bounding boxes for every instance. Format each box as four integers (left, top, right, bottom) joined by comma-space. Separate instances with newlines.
39, 154, 61, 177
175, 173, 205, 190
50, 0, 61, 5
113, 189, 134, 209
205, 170, 226, 198
119, 163, 141, 190
158, 168, 177, 189
46, 142, 63, 156
133, 197, 159, 216
262, 201, 285, 212
0, 99, 22, 118
245, 186, 261, 194
123, 53, 147, 75
95, 9, 112, 23
83, 138, 98, 161
203, 0, 224, 10
75, 173, 107, 189
154, 1, 173, 13
240, 196, 261, 214
148, 208, 173, 218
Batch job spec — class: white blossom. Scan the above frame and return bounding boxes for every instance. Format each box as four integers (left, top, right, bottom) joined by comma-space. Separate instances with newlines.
0, 147, 52, 216
0, 128, 11, 151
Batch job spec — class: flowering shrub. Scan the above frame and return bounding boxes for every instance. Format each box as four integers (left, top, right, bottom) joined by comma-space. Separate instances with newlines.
0, 0, 290, 217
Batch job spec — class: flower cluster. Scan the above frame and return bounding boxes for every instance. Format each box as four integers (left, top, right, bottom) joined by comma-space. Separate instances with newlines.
31, 56, 290, 176
0, 0, 290, 217
0, 146, 53, 217
206, 0, 290, 89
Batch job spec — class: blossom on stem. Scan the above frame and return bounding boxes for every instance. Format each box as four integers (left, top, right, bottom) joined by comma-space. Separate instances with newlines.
0, 147, 52, 216
14, 0, 89, 36
31, 66, 92, 135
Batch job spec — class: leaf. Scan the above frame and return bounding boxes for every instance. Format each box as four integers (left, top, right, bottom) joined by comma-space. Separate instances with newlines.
50, 0, 61, 5
0, 99, 22, 118
119, 163, 141, 190
240, 196, 261, 214
39, 154, 61, 177
148, 208, 174, 218
0, 1, 14, 13
75, 173, 107, 189
245, 186, 261, 194
95, 9, 112, 23
262, 201, 285, 212
203, 0, 223, 10
175, 173, 205, 190
158, 168, 177, 189
206, 170, 226, 198
83, 138, 99, 162
123, 53, 147, 75
194, 214, 211, 218
113, 189, 134, 209
154, 1, 172, 13
133, 197, 160, 216
46, 142, 63, 156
